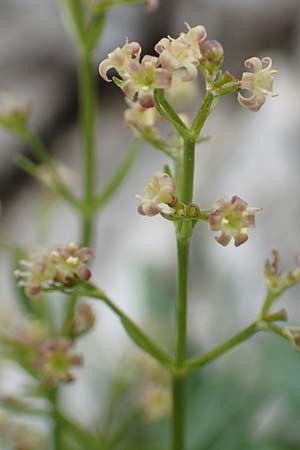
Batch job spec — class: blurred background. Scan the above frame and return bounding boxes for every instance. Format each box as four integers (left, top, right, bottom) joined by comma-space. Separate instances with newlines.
1, 0, 300, 449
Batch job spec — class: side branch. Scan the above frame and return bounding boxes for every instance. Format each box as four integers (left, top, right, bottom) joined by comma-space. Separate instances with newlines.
185, 322, 259, 371
75, 284, 174, 370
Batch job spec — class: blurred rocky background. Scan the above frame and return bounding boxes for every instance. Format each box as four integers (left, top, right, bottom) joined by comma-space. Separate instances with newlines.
1, 0, 300, 449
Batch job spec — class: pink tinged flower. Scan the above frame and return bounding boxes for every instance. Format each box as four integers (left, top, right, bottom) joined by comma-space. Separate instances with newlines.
35, 338, 83, 386
155, 24, 207, 82
14, 243, 94, 297
122, 56, 172, 108
99, 41, 141, 82
237, 57, 278, 112
137, 172, 176, 217
208, 196, 262, 247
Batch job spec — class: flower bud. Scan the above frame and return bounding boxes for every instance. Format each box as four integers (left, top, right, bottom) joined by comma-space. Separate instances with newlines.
264, 250, 300, 296
186, 203, 200, 218
201, 40, 224, 65
0, 92, 31, 131
70, 302, 96, 337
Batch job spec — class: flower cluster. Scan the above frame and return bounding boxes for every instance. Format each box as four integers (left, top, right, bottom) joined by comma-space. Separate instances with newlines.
238, 57, 278, 111
0, 320, 83, 387
264, 249, 300, 297
34, 337, 83, 386
154, 24, 207, 82
99, 24, 278, 129
137, 171, 176, 216
15, 243, 94, 297
99, 24, 208, 111
99, 42, 171, 108
208, 196, 261, 247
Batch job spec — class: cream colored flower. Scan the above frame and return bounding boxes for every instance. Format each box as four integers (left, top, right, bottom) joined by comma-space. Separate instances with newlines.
124, 101, 161, 132
122, 55, 172, 107
99, 40, 141, 81
137, 172, 176, 216
155, 24, 207, 81
238, 57, 278, 112
100, 44, 171, 108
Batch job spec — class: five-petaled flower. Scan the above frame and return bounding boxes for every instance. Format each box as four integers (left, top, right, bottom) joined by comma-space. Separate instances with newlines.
154, 24, 207, 81
137, 172, 176, 216
208, 196, 261, 247
238, 56, 278, 111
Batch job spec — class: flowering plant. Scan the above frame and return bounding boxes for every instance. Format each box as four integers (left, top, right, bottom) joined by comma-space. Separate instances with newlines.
0, 1, 299, 450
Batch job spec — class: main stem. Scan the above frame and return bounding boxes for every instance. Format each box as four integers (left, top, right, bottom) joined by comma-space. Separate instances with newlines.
51, 387, 62, 450
172, 136, 196, 450
79, 47, 97, 246
173, 238, 189, 450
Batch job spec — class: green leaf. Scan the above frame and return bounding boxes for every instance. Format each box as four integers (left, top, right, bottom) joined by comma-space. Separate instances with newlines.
120, 316, 173, 370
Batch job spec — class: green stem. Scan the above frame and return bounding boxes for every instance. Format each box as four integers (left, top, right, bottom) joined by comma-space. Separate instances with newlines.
79, 47, 97, 246
260, 291, 277, 319
181, 136, 196, 206
51, 388, 62, 450
172, 237, 189, 450
154, 89, 188, 137
172, 135, 196, 450
172, 377, 185, 450
175, 239, 189, 366
192, 92, 217, 138
185, 322, 259, 370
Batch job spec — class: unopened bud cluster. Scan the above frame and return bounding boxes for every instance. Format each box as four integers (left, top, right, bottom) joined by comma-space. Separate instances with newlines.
15, 242, 94, 297
264, 249, 300, 297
